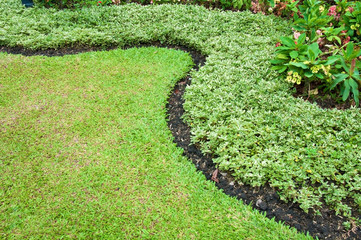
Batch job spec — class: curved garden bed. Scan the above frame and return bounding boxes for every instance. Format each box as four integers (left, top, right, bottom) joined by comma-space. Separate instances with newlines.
1, 1, 360, 239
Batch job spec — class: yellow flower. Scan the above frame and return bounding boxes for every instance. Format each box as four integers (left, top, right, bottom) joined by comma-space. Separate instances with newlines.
306, 170, 312, 173
319, 6, 325, 12
311, 65, 320, 73
322, 65, 331, 75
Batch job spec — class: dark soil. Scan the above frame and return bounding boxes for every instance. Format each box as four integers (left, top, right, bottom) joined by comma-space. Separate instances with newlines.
1, 45, 360, 240
292, 81, 360, 110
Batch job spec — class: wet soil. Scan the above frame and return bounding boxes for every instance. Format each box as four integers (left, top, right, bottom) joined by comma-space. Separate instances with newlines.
1, 45, 360, 240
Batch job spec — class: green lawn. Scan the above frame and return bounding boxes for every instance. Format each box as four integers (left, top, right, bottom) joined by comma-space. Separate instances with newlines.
0, 48, 311, 239
2, 0, 360, 237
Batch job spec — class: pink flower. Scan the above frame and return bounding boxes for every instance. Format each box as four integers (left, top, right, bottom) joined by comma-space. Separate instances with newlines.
295, 41, 298, 45
317, 37, 325, 47
328, 5, 337, 16
348, 7, 354, 13
343, 36, 350, 45
293, 32, 301, 40
275, 42, 281, 47
316, 30, 322, 36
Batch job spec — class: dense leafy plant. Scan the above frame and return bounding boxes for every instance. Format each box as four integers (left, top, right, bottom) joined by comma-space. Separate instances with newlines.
271, 0, 361, 106
329, 42, 361, 104
35, 0, 113, 8
35, 0, 250, 10
232, 0, 252, 10
271, 34, 333, 88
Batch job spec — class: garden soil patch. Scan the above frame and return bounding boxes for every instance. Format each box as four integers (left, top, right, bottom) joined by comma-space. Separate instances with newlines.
1, 45, 360, 240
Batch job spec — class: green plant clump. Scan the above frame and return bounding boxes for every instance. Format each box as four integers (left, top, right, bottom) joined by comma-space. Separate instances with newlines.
1, 0, 360, 225
34, 0, 251, 10
271, 0, 361, 106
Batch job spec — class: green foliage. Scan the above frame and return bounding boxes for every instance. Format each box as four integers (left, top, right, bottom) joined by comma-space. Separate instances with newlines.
35, 0, 113, 8
1, 0, 360, 226
342, 1, 361, 42
293, 0, 333, 35
271, 34, 332, 86
271, 0, 361, 105
330, 42, 361, 105
232, 0, 251, 10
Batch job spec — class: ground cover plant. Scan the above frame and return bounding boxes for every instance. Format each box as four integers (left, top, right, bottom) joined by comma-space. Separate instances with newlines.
0, 47, 311, 239
1, 0, 360, 237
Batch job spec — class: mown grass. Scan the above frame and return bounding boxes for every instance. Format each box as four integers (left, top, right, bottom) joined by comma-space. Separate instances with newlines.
3, 0, 360, 235
0, 48, 311, 239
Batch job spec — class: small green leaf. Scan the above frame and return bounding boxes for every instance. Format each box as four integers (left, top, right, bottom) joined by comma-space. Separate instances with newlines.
330, 73, 348, 89
304, 71, 313, 78
315, 72, 324, 79
324, 56, 339, 65
308, 43, 320, 60
290, 51, 299, 59
280, 36, 296, 48
340, 58, 350, 72
276, 54, 289, 60
349, 79, 360, 106
346, 42, 354, 58
334, 36, 341, 45
289, 62, 309, 69
278, 66, 287, 73
270, 59, 286, 64
298, 33, 306, 44
342, 80, 351, 101
272, 65, 287, 73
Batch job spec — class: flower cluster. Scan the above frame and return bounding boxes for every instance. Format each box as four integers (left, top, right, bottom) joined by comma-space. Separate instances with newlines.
327, 5, 341, 21
286, 71, 302, 84
350, 23, 360, 30
311, 65, 321, 73
327, 5, 337, 16
321, 65, 332, 81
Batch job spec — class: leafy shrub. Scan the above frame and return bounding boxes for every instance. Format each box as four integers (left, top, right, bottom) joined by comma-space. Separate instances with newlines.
35, 0, 114, 8
271, 0, 361, 106
35, 0, 249, 10
35, 0, 115, 8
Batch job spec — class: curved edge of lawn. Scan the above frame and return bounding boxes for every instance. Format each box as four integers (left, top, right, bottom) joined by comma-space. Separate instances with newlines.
0, 45, 314, 239
1, 0, 360, 236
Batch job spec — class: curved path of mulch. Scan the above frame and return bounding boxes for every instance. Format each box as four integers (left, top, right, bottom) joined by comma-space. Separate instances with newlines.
1, 44, 360, 240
